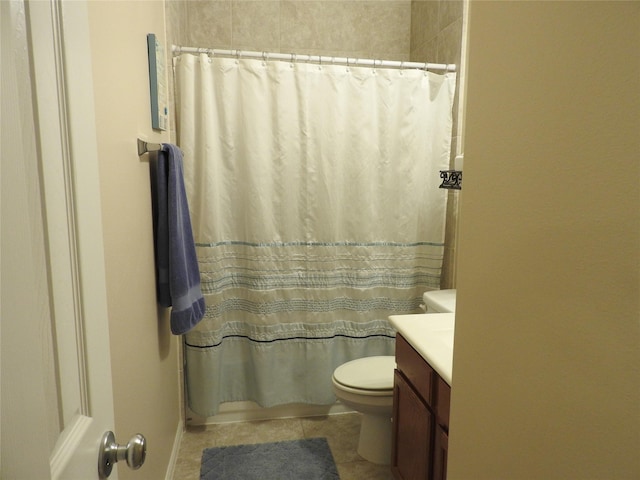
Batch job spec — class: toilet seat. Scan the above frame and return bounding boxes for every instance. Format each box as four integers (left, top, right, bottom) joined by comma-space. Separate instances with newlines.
332, 356, 395, 394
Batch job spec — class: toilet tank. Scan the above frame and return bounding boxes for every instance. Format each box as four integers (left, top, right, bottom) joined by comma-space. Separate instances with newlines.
423, 289, 456, 313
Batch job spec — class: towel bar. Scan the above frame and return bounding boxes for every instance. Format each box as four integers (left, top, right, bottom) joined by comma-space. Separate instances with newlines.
137, 138, 162, 156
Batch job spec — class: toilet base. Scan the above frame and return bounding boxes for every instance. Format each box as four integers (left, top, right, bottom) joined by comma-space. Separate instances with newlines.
357, 412, 392, 465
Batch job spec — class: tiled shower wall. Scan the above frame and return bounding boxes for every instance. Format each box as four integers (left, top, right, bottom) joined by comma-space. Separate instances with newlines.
165, 0, 465, 289
167, 1, 412, 60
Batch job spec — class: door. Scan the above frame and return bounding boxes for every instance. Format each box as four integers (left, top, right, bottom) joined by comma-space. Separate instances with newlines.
1, 1, 117, 478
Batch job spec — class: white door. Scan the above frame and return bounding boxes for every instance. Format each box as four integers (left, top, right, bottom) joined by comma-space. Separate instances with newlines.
1, 1, 128, 478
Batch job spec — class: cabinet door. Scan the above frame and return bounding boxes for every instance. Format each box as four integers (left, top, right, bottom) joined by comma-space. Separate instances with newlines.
436, 376, 451, 430
392, 371, 433, 480
433, 425, 449, 480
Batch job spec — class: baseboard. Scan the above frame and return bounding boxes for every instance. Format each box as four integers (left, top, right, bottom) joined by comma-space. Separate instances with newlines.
187, 401, 355, 426
164, 419, 184, 480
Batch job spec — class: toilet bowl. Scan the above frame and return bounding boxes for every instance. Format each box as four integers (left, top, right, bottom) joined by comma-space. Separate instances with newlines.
331, 356, 395, 465
331, 290, 457, 465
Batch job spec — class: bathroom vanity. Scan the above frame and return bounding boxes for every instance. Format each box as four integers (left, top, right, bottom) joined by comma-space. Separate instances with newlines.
388, 313, 455, 480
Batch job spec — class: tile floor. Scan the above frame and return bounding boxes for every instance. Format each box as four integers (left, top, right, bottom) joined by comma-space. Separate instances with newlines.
172, 412, 394, 480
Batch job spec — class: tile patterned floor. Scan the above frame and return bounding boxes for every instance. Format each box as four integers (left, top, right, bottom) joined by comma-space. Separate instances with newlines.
172, 412, 394, 480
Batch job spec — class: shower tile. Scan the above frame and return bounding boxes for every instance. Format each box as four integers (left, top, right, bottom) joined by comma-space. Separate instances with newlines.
438, 17, 463, 66
362, 2, 411, 56
438, 0, 464, 30
232, 1, 281, 51
280, 1, 326, 51
187, 0, 233, 49
166, 0, 190, 46
410, 1, 425, 52
411, 0, 440, 48
381, 52, 411, 63
411, 35, 438, 64
280, 1, 370, 53
428, 36, 440, 63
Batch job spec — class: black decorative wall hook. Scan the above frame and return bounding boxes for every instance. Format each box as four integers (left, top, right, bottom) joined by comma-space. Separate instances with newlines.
439, 170, 462, 190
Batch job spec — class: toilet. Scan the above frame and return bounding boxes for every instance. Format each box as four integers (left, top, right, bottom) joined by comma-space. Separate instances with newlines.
422, 288, 457, 313
332, 355, 396, 464
331, 289, 457, 465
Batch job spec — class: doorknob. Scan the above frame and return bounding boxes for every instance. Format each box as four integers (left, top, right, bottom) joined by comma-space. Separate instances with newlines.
98, 431, 147, 478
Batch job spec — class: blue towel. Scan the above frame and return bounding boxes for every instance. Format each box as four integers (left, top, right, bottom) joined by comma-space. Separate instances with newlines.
154, 144, 205, 334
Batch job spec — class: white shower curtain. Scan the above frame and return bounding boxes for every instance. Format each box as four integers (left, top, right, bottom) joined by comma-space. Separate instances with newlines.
174, 53, 456, 416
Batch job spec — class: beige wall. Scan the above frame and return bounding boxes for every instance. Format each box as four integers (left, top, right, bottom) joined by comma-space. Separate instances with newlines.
450, 2, 639, 478
87, 2, 180, 479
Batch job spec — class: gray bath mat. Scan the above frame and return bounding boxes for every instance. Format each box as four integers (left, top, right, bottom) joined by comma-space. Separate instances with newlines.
200, 437, 339, 480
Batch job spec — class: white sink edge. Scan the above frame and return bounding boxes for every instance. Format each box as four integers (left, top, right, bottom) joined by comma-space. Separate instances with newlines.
388, 313, 455, 385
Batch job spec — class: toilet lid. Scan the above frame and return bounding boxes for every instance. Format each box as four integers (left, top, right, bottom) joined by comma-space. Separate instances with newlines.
333, 356, 395, 391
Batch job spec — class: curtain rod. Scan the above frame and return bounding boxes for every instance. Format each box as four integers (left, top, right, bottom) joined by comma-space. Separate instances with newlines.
172, 45, 456, 73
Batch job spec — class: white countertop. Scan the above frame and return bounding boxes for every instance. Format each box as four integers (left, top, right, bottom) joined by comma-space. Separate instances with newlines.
388, 313, 455, 385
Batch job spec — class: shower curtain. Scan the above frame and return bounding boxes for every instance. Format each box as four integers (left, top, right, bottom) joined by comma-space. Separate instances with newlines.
174, 53, 456, 416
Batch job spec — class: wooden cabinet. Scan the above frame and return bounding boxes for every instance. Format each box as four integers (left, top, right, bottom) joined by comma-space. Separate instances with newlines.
432, 425, 448, 480
392, 370, 433, 479
433, 375, 450, 480
392, 334, 451, 480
